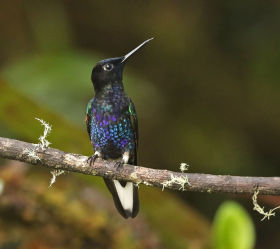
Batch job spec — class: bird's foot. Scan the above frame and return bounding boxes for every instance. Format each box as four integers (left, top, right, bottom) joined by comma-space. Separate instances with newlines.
87, 153, 99, 166
114, 161, 124, 171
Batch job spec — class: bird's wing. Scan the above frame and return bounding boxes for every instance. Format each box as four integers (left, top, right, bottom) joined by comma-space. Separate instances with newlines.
85, 98, 94, 138
128, 99, 138, 164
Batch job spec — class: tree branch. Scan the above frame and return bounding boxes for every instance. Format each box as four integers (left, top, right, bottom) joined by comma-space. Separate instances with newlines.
0, 136, 279, 195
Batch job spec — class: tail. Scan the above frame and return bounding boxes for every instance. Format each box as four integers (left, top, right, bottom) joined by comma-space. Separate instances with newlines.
104, 178, 139, 218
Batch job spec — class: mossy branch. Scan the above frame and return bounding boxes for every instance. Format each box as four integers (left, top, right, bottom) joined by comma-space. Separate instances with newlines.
0, 136, 280, 195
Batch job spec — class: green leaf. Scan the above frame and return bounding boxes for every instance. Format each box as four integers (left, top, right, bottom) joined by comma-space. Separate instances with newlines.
212, 201, 255, 249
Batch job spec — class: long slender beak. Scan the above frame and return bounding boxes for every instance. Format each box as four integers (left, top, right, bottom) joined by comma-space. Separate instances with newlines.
121, 37, 154, 63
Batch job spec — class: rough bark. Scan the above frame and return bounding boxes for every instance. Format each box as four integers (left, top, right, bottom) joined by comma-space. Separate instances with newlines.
0, 136, 280, 195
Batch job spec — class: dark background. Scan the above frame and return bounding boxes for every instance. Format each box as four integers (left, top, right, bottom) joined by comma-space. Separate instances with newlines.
0, 1, 280, 248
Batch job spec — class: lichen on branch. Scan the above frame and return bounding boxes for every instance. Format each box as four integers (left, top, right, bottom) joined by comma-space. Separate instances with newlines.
0, 136, 280, 195
252, 189, 280, 221
35, 118, 52, 149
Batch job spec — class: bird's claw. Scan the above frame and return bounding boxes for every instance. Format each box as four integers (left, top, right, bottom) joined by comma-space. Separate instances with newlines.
114, 161, 124, 171
87, 154, 98, 166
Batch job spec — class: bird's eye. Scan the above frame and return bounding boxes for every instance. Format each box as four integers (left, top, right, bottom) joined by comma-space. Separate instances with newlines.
103, 63, 113, 71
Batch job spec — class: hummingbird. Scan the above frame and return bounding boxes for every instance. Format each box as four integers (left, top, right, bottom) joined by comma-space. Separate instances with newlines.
85, 38, 153, 218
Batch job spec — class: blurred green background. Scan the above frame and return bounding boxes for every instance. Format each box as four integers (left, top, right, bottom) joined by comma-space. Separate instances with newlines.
0, 0, 280, 248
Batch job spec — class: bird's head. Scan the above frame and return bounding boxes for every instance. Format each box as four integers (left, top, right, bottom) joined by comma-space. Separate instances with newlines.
91, 38, 153, 92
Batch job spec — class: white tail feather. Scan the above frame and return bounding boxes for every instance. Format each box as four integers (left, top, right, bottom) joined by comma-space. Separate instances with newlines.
113, 180, 133, 212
